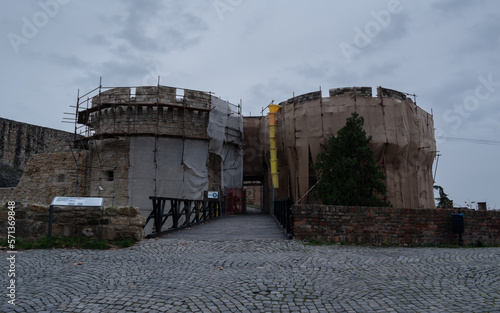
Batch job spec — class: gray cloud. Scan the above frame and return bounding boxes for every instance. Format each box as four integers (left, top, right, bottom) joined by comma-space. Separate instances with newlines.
46, 53, 89, 69
1, 0, 500, 208
432, 0, 487, 14
286, 61, 332, 79
458, 15, 500, 54
113, 1, 209, 55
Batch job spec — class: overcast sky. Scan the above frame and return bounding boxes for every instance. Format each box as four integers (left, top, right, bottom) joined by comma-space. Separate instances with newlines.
1, 0, 499, 209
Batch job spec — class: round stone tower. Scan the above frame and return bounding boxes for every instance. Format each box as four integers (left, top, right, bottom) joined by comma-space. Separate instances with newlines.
258, 86, 436, 208
75, 85, 243, 218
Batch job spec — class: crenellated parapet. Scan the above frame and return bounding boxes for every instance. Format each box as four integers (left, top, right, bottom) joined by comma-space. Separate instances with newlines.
82, 86, 212, 139
91, 86, 212, 109
279, 91, 322, 105
329, 86, 372, 97
377, 86, 410, 101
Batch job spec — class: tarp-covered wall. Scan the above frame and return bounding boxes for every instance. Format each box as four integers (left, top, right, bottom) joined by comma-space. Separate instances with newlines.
210, 96, 243, 189
128, 95, 243, 226
262, 89, 436, 209
128, 137, 210, 208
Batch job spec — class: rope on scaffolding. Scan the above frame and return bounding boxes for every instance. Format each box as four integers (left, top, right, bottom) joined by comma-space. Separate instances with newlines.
295, 178, 321, 205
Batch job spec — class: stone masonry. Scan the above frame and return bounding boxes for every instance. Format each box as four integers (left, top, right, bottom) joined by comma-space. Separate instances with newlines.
87, 86, 210, 139
0, 152, 84, 205
0, 203, 145, 242
329, 86, 373, 97
0, 117, 74, 187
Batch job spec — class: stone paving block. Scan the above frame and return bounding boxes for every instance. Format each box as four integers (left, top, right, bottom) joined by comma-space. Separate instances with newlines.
1, 218, 499, 312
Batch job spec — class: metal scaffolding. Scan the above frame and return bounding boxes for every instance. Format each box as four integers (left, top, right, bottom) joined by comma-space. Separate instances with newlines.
67, 77, 243, 207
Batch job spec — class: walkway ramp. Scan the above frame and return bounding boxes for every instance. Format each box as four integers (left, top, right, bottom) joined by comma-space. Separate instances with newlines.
160, 213, 286, 240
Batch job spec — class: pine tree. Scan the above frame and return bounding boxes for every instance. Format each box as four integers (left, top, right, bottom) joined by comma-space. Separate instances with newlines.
433, 185, 453, 208
314, 112, 391, 207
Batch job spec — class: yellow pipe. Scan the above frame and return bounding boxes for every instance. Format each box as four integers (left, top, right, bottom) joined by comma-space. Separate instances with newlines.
268, 104, 282, 188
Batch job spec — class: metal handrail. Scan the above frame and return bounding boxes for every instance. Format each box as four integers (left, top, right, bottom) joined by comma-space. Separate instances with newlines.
145, 196, 223, 238
273, 198, 293, 239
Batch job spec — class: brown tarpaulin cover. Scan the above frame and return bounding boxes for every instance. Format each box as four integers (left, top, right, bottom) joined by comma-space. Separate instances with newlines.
262, 94, 436, 208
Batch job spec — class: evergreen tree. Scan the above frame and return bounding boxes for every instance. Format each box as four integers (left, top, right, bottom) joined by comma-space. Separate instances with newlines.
433, 185, 453, 208
314, 112, 391, 207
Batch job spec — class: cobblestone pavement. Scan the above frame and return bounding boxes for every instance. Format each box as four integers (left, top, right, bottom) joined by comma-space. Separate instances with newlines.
1, 217, 499, 312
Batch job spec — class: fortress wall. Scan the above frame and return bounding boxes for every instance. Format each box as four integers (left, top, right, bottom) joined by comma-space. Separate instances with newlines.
0, 117, 74, 187
0, 152, 85, 205
87, 137, 130, 207
0, 203, 145, 242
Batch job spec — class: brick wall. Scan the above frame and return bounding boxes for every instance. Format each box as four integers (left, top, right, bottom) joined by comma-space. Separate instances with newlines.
293, 205, 500, 246
0, 203, 145, 242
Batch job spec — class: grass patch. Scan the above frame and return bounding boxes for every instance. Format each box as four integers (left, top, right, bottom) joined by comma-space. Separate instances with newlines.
302, 239, 500, 248
114, 239, 136, 248
0, 236, 110, 250
410, 243, 500, 248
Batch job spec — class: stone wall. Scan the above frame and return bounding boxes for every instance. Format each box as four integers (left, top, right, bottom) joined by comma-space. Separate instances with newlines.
88, 86, 210, 139
329, 87, 372, 97
87, 137, 130, 207
0, 163, 22, 188
377, 86, 409, 101
279, 91, 322, 105
0, 203, 145, 242
0, 152, 84, 205
0, 117, 74, 186
0, 143, 129, 208
245, 185, 263, 207
293, 205, 500, 246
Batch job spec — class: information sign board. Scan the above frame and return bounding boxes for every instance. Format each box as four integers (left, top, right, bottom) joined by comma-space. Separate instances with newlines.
207, 192, 219, 199
50, 197, 104, 207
